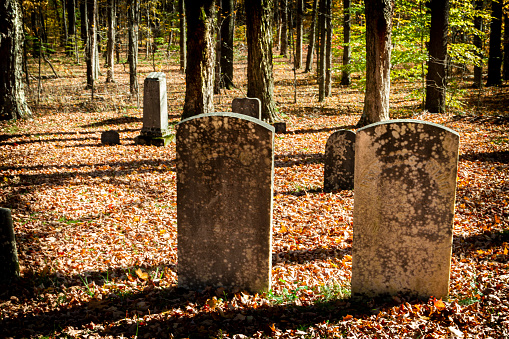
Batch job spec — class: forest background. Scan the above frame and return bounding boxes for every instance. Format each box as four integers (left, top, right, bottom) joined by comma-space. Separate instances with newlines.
0, 0, 508, 338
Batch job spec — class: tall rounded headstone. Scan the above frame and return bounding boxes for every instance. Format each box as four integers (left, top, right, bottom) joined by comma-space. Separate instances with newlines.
323, 130, 356, 191
176, 113, 274, 293
352, 120, 459, 299
0, 208, 20, 284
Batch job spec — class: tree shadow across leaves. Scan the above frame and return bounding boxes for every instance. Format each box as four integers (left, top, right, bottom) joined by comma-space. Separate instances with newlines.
460, 150, 509, 164
274, 152, 323, 168
288, 124, 356, 135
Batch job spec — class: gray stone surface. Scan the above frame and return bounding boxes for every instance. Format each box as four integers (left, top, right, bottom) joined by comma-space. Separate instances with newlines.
101, 130, 120, 145
232, 97, 261, 119
323, 130, 355, 191
135, 72, 173, 146
352, 120, 460, 299
176, 113, 275, 293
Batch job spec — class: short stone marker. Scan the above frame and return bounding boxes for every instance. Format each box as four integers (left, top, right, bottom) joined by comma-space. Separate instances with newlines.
323, 129, 355, 191
135, 72, 173, 146
352, 120, 459, 299
0, 208, 20, 284
101, 130, 120, 145
232, 97, 261, 119
176, 112, 274, 293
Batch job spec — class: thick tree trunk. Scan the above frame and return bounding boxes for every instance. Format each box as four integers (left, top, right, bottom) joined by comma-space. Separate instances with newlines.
0, 208, 20, 284
425, 0, 450, 113
0, 0, 32, 120
182, 0, 215, 119
220, 0, 235, 89
473, 0, 483, 88
340, 0, 351, 85
179, 0, 186, 73
106, 0, 115, 83
486, 0, 502, 86
504, 12, 509, 81
280, 0, 288, 57
295, 0, 303, 69
357, 0, 393, 127
81, 0, 88, 46
128, 0, 139, 98
304, 0, 318, 73
246, 0, 278, 123
85, 0, 97, 90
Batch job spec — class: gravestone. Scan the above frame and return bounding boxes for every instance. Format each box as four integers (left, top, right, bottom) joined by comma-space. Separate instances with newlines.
323, 130, 355, 191
0, 208, 20, 284
101, 130, 120, 145
352, 120, 459, 299
176, 112, 274, 293
135, 72, 173, 146
232, 97, 261, 119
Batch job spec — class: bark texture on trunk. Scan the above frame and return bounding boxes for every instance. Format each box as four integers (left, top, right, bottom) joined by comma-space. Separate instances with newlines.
425, 0, 450, 113
106, 0, 116, 83
473, 0, 483, 88
182, 0, 215, 119
179, 0, 186, 73
295, 0, 303, 69
357, 0, 393, 127
85, 0, 97, 90
280, 0, 288, 57
0, 0, 32, 120
220, 0, 235, 89
487, 0, 502, 86
340, 0, 351, 86
0, 208, 20, 284
504, 12, 509, 81
246, 0, 278, 123
304, 0, 318, 73
128, 0, 140, 97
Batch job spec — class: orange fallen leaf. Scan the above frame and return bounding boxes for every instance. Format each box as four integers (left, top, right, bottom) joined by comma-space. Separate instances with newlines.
135, 268, 149, 280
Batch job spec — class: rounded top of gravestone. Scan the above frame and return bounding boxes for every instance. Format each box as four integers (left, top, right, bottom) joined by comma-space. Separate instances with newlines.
178, 112, 275, 132
357, 119, 459, 137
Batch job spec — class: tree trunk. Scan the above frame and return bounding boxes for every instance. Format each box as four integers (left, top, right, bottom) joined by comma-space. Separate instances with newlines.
246, 0, 278, 123
317, 0, 326, 101
504, 12, 509, 81
280, 0, 288, 57
295, 0, 303, 69
106, 0, 115, 83
67, 0, 76, 56
340, 0, 351, 85
304, 0, 318, 73
425, 0, 450, 113
220, 0, 235, 89
486, 0, 502, 86
356, 0, 393, 127
81, 0, 88, 46
0, 208, 20, 284
61, 0, 69, 49
179, 0, 186, 73
182, 0, 215, 119
0, 0, 32, 120
473, 0, 483, 88
324, 0, 332, 97
128, 0, 139, 99
85, 0, 97, 90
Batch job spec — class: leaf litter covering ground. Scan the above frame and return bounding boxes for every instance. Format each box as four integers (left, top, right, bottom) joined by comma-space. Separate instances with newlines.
0, 56, 508, 338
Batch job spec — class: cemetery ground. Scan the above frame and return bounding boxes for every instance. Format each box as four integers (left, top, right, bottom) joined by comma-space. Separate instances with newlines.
0, 53, 508, 338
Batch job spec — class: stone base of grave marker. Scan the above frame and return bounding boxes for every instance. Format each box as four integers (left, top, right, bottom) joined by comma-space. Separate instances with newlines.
0, 208, 20, 284
324, 130, 356, 191
232, 97, 261, 119
272, 122, 287, 134
135, 72, 173, 146
101, 130, 121, 145
352, 120, 459, 299
177, 113, 274, 293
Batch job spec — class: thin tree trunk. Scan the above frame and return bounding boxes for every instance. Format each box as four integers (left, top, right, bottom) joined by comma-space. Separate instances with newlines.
85, 0, 97, 91
487, 0, 502, 86
317, 0, 326, 101
246, 0, 278, 122
128, 0, 140, 102
179, 0, 186, 73
106, 0, 116, 83
67, 0, 76, 56
325, 0, 332, 97
182, 0, 215, 119
340, 0, 351, 85
62, 0, 69, 49
220, 0, 235, 89
0, 0, 32, 120
425, 0, 450, 114
304, 0, 318, 73
295, 0, 303, 69
473, 0, 483, 88
214, 0, 222, 94
357, 0, 393, 127
504, 12, 509, 81
280, 0, 288, 56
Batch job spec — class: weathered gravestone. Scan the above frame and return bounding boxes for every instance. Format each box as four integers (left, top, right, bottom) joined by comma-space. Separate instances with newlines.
135, 72, 173, 146
0, 208, 20, 284
176, 113, 274, 293
323, 130, 356, 191
232, 97, 261, 119
352, 120, 459, 299
101, 130, 120, 145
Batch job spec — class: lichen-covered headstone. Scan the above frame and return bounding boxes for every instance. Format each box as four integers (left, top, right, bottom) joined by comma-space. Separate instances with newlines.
323, 130, 355, 191
0, 208, 20, 284
352, 120, 459, 299
135, 72, 173, 146
176, 113, 274, 293
232, 97, 261, 119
